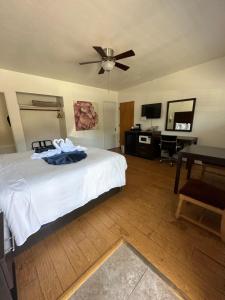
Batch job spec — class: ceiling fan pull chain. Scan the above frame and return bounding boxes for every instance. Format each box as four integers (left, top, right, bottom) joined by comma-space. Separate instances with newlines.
107, 71, 110, 95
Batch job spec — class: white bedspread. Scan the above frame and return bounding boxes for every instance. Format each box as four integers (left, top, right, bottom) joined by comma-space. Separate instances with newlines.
0, 147, 127, 247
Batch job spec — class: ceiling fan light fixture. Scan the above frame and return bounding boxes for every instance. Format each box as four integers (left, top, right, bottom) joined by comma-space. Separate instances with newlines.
79, 46, 135, 74
101, 60, 115, 71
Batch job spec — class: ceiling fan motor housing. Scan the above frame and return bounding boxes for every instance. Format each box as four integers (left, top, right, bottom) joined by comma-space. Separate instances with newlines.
101, 48, 115, 71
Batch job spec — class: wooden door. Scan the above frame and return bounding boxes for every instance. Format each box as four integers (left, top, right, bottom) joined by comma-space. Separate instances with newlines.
119, 101, 134, 146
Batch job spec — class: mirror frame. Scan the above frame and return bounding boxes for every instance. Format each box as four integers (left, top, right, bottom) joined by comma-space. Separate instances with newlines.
165, 98, 196, 132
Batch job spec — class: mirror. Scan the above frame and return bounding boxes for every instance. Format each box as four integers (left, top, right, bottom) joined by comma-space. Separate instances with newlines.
165, 98, 196, 132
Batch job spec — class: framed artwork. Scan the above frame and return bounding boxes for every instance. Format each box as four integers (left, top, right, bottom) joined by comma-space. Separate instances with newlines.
74, 101, 99, 131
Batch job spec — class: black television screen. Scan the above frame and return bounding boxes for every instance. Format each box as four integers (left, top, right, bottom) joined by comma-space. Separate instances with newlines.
141, 103, 161, 119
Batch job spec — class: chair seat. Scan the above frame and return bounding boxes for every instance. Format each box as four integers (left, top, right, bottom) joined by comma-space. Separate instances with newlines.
180, 179, 225, 210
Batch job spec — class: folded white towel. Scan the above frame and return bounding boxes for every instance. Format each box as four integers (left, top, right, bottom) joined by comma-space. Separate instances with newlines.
53, 138, 64, 150
59, 138, 75, 152
73, 145, 87, 152
31, 148, 61, 160
60, 138, 87, 152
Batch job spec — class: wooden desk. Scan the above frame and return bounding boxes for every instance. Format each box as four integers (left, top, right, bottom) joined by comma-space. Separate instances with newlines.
177, 136, 198, 145
174, 145, 225, 193
125, 131, 197, 160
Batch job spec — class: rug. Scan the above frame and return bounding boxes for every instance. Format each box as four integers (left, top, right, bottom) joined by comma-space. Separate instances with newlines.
60, 240, 188, 300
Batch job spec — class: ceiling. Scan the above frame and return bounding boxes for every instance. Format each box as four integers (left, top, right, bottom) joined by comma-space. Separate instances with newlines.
1, 0, 225, 90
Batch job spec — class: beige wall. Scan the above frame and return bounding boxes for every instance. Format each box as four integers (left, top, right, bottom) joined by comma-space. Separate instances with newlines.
118, 56, 225, 148
0, 93, 15, 153
0, 69, 118, 152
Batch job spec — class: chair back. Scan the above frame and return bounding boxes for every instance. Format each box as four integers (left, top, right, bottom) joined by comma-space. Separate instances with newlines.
160, 135, 177, 156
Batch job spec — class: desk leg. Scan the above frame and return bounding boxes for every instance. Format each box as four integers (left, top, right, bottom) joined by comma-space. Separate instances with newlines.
174, 152, 182, 194
185, 158, 189, 169
187, 158, 193, 179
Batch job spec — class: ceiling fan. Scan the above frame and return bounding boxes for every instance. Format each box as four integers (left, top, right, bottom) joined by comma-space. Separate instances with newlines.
79, 46, 135, 74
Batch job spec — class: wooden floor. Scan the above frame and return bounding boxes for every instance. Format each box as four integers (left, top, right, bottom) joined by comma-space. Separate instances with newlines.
16, 155, 225, 300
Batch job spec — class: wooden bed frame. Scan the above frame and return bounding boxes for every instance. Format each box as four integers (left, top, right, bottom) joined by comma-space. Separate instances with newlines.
8, 186, 122, 256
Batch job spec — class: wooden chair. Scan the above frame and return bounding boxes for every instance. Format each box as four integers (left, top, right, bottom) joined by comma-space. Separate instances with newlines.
176, 179, 225, 241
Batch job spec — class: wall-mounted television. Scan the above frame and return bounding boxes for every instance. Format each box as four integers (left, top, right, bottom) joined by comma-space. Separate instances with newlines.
141, 103, 162, 119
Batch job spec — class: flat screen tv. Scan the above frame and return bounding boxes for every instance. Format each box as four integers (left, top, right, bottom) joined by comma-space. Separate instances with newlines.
141, 103, 161, 119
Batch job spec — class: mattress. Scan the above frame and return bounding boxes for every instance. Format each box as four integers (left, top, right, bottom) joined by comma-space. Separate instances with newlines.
0, 147, 127, 251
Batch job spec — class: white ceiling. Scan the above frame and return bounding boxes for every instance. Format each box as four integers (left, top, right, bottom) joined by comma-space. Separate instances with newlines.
1, 0, 225, 90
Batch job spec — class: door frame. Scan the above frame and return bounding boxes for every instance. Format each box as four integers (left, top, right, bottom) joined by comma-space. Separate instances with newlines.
0, 92, 16, 153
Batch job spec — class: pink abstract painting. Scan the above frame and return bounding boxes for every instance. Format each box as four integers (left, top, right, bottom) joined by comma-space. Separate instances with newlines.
74, 101, 99, 131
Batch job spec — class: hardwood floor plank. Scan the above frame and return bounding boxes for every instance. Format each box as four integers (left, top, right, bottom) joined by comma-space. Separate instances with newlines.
31, 241, 63, 300
56, 227, 89, 277
16, 261, 37, 289
84, 209, 120, 244
16, 248, 38, 288
103, 197, 155, 236
74, 217, 110, 255
18, 279, 44, 300
44, 233, 77, 290
66, 219, 86, 244
77, 238, 99, 265
94, 207, 116, 229
191, 248, 225, 295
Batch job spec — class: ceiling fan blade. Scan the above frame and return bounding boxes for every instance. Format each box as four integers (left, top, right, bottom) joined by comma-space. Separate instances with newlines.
93, 46, 106, 58
114, 50, 135, 60
79, 60, 102, 65
115, 62, 130, 71
98, 67, 105, 74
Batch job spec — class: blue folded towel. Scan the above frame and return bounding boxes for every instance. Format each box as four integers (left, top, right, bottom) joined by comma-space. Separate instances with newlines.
42, 150, 87, 165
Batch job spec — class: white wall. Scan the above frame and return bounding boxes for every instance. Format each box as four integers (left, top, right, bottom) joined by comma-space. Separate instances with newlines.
17, 93, 65, 150
118, 56, 225, 148
20, 110, 62, 150
0, 93, 15, 153
0, 69, 118, 152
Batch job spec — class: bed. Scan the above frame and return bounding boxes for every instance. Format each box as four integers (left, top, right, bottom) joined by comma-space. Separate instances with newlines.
0, 147, 127, 254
